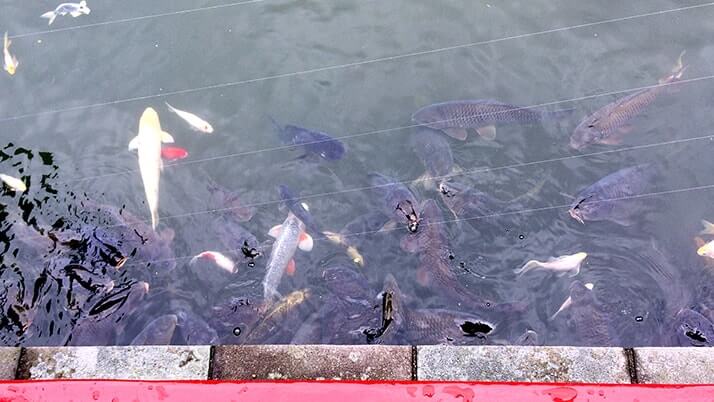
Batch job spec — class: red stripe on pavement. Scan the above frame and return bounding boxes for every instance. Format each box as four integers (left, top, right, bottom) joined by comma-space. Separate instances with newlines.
1, 380, 713, 402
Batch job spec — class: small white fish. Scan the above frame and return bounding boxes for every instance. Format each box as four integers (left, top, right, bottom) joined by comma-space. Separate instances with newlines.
3, 32, 18, 75
700, 220, 714, 236
129, 108, 164, 230
515, 252, 587, 277
41, 1, 91, 26
550, 282, 594, 320
190, 251, 235, 273
697, 240, 714, 259
0, 174, 26, 192
166, 102, 213, 134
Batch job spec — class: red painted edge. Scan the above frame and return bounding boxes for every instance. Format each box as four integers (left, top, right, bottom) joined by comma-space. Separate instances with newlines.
1, 380, 714, 402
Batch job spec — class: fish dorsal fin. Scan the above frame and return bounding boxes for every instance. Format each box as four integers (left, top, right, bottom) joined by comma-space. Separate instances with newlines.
268, 224, 283, 238
298, 232, 313, 252
476, 125, 497, 140
128, 136, 141, 151
161, 131, 174, 144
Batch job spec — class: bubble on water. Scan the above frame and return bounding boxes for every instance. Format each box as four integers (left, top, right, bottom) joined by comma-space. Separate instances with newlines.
518, 234, 525, 240
635, 316, 644, 322
233, 327, 242, 336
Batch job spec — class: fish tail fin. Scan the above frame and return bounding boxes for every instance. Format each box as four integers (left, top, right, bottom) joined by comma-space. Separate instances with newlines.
165, 102, 178, 114
3, 32, 8, 48
150, 210, 159, 231
701, 220, 714, 235
41, 11, 57, 25
659, 50, 687, 84
514, 260, 540, 276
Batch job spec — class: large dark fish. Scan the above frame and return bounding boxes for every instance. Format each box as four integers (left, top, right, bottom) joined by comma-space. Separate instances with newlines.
369, 173, 420, 233
558, 281, 615, 346
668, 309, 714, 347
278, 184, 323, 238
130, 314, 177, 345
212, 217, 262, 269
570, 53, 686, 150
568, 165, 655, 226
438, 179, 504, 221
67, 281, 149, 346
412, 99, 572, 141
401, 199, 525, 314
300, 266, 381, 344
270, 118, 346, 160
206, 179, 255, 222
411, 127, 455, 184
176, 310, 219, 345
382, 274, 494, 345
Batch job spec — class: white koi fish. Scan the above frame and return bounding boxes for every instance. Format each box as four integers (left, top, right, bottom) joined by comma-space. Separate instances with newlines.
515, 252, 587, 277
0, 174, 26, 192
697, 240, 714, 259
166, 102, 213, 134
3, 32, 18, 76
550, 282, 594, 320
190, 251, 235, 274
128, 108, 173, 230
263, 212, 313, 301
41, 1, 91, 26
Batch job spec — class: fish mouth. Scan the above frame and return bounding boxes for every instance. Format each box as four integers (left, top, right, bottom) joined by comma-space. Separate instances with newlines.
569, 209, 585, 224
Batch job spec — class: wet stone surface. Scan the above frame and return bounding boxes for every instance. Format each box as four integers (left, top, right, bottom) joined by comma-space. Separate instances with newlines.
212, 345, 412, 380
417, 346, 630, 383
16, 346, 210, 380
636, 347, 714, 384
0, 348, 20, 379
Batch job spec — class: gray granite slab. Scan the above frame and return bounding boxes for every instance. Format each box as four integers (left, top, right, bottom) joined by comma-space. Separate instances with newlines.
16, 346, 210, 380
636, 347, 714, 384
212, 345, 413, 380
0, 348, 20, 379
418, 346, 630, 383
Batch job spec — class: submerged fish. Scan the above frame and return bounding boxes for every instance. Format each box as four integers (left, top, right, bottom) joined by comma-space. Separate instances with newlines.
401, 199, 525, 314
166, 102, 213, 134
669, 309, 714, 347
438, 179, 503, 221
0, 174, 26, 192
207, 179, 255, 222
128, 108, 174, 230
244, 289, 312, 343
161, 146, 189, 161
3, 32, 18, 76
697, 240, 714, 259
411, 127, 455, 187
263, 212, 313, 301
515, 252, 587, 277
175, 310, 219, 345
190, 251, 236, 274
130, 314, 178, 345
67, 281, 149, 346
41, 1, 91, 25
369, 172, 420, 233
323, 212, 385, 268
278, 184, 323, 237
568, 165, 654, 226
271, 118, 345, 160
555, 281, 614, 346
412, 99, 572, 141
570, 52, 686, 150
550, 282, 594, 320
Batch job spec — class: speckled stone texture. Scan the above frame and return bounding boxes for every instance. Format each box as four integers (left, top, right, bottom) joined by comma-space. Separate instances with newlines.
418, 346, 630, 383
212, 345, 413, 380
16, 346, 210, 380
0, 348, 20, 379
636, 347, 714, 384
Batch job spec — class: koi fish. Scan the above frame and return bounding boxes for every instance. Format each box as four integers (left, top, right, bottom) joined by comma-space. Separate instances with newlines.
190, 251, 236, 274
3, 32, 18, 75
160, 146, 189, 161
0, 174, 26, 192
166, 102, 213, 133
515, 252, 587, 277
263, 212, 313, 301
41, 1, 91, 26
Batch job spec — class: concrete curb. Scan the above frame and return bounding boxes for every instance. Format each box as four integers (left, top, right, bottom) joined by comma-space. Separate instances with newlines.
0, 346, 711, 383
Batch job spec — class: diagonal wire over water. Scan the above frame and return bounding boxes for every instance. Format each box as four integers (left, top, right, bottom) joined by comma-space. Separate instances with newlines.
1, 1, 713, 125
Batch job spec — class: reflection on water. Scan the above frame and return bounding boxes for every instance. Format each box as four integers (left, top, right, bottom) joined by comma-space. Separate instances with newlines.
2, 0, 714, 346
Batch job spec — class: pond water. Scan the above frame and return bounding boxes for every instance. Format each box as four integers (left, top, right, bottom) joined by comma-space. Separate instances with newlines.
2, 0, 714, 347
